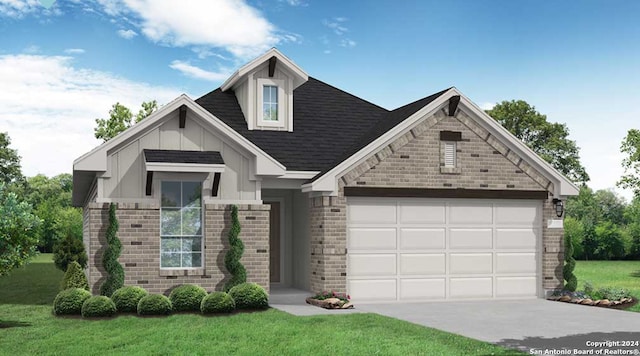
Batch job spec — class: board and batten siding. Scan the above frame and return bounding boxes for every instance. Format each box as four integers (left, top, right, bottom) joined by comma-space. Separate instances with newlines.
101, 111, 257, 201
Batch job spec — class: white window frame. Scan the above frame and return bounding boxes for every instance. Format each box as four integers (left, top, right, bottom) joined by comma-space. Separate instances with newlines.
159, 180, 204, 270
444, 141, 456, 168
257, 78, 285, 128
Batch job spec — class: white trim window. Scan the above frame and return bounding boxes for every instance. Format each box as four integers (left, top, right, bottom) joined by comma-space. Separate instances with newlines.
160, 181, 203, 268
257, 78, 285, 127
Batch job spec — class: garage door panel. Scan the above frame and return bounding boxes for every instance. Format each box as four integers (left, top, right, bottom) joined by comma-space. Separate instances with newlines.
400, 253, 445, 275
349, 228, 396, 250
349, 279, 396, 301
450, 253, 492, 274
400, 279, 445, 300
399, 202, 445, 224
450, 278, 493, 298
449, 204, 492, 224
400, 228, 445, 249
496, 229, 537, 249
496, 204, 538, 226
348, 202, 396, 224
497, 277, 537, 297
449, 229, 493, 249
497, 253, 536, 273
349, 254, 396, 276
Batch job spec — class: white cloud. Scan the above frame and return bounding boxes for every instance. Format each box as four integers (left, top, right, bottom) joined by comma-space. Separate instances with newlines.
339, 39, 356, 48
323, 49, 331, 54
169, 60, 230, 82
0, 0, 40, 17
281, 0, 307, 6
101, 0, 278, 59
64, 48, 85, 54
480, 102, 495, 111
323, 17, 348, 35
0, 54, 180, 177
117, 28, 137, 39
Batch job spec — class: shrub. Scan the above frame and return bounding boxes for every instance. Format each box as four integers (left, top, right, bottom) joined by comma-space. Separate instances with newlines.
563, 232, 577, 292
53, 233, 88, 272
137, 294, 172, 316
201, 292, 235, 314
595, 287, 632, 301
312, 290, 350, 302
228, 282, 268, 310
60, 261, 89, 291
112, 286, 148, 313
53, 288, 91, 315
100, 203, 124, 297
81, 296, 116, 318
224, 205, 246, 292
169, 284, 207, 312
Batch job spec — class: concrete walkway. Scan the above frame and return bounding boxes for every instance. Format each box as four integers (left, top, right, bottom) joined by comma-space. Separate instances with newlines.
358, 299, 640, 352
269, 287, 361, 316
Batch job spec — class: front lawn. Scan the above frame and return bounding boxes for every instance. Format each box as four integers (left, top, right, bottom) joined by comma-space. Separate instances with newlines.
0, 254, 519, 355
574, 260, 640, 312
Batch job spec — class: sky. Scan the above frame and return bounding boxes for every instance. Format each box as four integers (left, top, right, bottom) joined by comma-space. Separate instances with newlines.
0, 0, 639, 200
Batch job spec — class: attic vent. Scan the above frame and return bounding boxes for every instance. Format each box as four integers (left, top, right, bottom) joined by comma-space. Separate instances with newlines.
444, 142, 456, 167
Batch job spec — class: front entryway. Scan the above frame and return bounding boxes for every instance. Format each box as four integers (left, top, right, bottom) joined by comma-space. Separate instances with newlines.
268, 201, 281, 283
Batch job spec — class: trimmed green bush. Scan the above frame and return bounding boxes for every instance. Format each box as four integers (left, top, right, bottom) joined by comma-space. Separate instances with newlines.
60, 260, 89, 291
169, 284, 207, 312
81, 296, 116, 318
53, 233, 88, 272
112, 286, 148, 313
137, 294, 172, 315
53, 288, 91, 315
228, 282, 268, 310
224, 205, 246, 292
563, 232, 577, 292
201, 292, 235, 314
100, 203, 124, 297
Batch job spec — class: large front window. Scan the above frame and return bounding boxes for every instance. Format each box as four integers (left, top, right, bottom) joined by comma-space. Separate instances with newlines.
262, 85, 278, 121
160, 181, 202, 268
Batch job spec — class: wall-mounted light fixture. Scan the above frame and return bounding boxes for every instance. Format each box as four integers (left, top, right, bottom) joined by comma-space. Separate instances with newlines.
552, 198, 564, 218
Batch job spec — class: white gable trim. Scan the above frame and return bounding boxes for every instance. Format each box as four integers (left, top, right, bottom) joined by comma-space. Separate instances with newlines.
302, 88, 578, 198
73, 94, 286, 176
221, 48, 308, 91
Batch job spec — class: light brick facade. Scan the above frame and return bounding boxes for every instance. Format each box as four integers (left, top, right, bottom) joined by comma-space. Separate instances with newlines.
85, 202, 269, 295
309, 107, 564, 294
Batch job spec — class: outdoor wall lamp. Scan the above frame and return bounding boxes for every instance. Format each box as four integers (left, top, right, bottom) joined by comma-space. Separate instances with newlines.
552, 198, 564, 218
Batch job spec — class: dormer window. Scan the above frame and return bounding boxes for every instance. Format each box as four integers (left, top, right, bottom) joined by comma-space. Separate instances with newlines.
257, 78, 285, 127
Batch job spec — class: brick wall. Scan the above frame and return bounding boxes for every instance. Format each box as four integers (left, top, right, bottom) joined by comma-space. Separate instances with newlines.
85, 202, 269, 295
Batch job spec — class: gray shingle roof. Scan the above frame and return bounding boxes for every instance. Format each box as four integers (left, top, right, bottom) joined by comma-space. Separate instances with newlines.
144, 149, 224, 165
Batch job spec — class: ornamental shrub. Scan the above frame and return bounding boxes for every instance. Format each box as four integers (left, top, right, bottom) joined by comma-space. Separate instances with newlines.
201, 292, 235, 314
224, 205, 246, 292
60, 261, 89, 291
228, 282, 268, 310
169, 284, 207, 312
111, 286, 148, 313
99, 203, 124, 297
53, 232, 88, 272
53, 288, 91, 315
563, 232, 577, 292
81, 296, 116, 318
137, 294, 172, 316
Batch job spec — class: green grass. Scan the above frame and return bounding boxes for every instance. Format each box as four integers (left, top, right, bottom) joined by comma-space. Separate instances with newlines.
574, 260, 640, 312
0, 254, 520, 355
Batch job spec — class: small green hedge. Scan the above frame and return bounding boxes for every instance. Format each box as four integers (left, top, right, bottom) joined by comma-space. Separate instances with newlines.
137, 294, 172, 315
112, 286, 148, 313
53, 288, 92, 315
81, 296, 116, 318
228, 283, 268, 310
60, 261, 89, 291
169, 284, 207, 312
201, 292, 235, 314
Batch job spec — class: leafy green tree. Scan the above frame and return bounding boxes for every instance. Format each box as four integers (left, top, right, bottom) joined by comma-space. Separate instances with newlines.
0, 132, 24, 185
623, 197, 640, 259
94, 100, 158, 142
53, 232, 88, 272
99, 203, 124, 296
594, 221, 625, 260
563, 217, 585, 259
60, 261, 89, 291
224, 205, 246, 292
486, 100, 589, 184
0, 183, 41, 276
618, 129, 640, 196
563, 232, 577, 291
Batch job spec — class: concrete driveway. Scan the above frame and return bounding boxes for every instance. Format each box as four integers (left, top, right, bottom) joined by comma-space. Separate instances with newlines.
359, 299, 640, 352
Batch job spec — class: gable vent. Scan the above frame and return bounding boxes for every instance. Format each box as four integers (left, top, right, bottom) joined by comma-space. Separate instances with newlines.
444, 142, 456, 167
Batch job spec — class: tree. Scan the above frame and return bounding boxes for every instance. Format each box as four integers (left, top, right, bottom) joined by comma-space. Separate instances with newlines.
60, 261, 89, 291
593, 221, 625, 260
0, 132, 24, 185
53, 232, 88, 272
618, 129, 640, 196
94, 100, 158, 142
99, 203, 124, 296
486, 100, 589, 184
563, 232, 577, 291
563, 217, 585, 259
224, 205, 246, 292
0, 183, 41, 276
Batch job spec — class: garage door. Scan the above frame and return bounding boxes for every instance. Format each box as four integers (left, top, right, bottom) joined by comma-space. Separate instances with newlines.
346, 198, 542, 302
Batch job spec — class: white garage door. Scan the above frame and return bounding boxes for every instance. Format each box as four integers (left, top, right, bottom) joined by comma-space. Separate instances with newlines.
346, 198, 542, 302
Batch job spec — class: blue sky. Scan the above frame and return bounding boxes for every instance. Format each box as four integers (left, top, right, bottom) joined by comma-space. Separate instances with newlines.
0, 0, 638, 199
